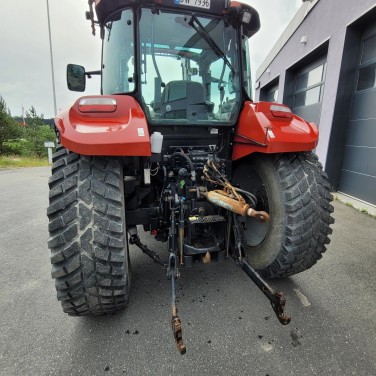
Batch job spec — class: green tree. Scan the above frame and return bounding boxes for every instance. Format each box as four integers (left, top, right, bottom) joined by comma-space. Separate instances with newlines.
23, 106, 55, 157
0, 96, 22, 154
25, 106, 45, 129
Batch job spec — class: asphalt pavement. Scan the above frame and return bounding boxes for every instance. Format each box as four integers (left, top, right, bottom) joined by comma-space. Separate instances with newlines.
0, 167, 375, 376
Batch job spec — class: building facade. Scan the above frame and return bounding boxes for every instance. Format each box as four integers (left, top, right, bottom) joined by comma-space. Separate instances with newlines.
255, 0, 376, 207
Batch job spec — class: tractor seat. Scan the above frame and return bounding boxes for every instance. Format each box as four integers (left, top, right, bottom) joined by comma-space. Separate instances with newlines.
160, 80, 212, 120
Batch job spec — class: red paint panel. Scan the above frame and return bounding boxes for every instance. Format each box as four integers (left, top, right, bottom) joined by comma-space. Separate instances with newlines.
55, 95, 151, 156
232, 102, 319, 160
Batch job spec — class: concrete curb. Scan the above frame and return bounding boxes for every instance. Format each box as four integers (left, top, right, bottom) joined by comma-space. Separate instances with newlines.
333, 192, 376, 218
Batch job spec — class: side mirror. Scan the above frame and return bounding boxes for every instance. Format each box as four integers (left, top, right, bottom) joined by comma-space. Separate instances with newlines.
67, 64, 86, 92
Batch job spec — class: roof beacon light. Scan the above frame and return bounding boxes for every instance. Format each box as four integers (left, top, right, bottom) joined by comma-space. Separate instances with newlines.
78, 97, 117, 113
242, 11, 252, 24
270, 104, 293, 119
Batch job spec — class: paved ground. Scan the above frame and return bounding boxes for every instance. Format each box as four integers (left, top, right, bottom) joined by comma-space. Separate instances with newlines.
0, 167, 375, 376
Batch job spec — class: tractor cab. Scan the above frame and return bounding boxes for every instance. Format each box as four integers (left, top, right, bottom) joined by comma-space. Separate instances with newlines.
71, 0, 260, 126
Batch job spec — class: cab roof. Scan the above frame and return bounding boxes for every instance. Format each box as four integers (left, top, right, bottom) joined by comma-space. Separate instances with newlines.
92, 0, 260, 38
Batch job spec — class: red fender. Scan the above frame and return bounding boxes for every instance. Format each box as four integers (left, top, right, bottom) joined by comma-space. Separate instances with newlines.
55, 95, 151, 156
232, 102, 318, 160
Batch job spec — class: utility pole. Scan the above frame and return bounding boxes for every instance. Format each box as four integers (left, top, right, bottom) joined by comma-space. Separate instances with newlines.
46, 0, 57, 116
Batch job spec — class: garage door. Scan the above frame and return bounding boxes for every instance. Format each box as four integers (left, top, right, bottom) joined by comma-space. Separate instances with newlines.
339, 26, 376, 205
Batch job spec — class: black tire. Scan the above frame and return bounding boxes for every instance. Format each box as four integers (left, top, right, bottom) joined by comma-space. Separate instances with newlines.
47, 146, 130, 315
233, 152, 334, 279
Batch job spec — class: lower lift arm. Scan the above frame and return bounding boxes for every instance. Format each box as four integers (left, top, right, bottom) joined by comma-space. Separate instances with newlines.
240, 258, 291, 325
168, 204, 186, 354
202, 162, 291, 325
232, 213, 291, 325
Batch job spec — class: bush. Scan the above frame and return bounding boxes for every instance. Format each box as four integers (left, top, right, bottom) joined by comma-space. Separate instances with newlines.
2, 139, 31, 156
23, 125, 56, 157
0, 100, 56, 158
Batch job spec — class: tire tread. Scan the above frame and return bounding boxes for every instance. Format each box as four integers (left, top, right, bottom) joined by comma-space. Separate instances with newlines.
264, 152, 334, 278
47, 145, 129, 315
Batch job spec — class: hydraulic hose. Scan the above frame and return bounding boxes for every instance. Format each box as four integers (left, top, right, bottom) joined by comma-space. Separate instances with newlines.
169, 152, 196, 182
234, 187, 258, 208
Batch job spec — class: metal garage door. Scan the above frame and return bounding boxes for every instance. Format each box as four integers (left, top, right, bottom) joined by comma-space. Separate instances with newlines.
339, 26, 376, 205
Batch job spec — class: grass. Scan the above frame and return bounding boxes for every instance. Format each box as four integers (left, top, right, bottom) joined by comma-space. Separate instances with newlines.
0, 155, 50, 168
341, 200, 376, 219
331, 194, 376, 219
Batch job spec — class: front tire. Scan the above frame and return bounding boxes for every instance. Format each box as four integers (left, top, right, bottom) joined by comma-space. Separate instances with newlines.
233, 152, 334, 279
47, 146, 130, 315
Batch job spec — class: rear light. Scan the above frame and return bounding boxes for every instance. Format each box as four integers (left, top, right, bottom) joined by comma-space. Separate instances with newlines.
78, 97, 117, 113
270, 104, 293, 119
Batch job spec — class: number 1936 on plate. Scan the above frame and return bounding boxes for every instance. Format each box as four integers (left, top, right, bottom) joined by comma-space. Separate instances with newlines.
175, 0, 211, 10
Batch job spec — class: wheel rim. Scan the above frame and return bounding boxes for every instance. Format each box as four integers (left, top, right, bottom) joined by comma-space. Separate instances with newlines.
238, 171, 270, 247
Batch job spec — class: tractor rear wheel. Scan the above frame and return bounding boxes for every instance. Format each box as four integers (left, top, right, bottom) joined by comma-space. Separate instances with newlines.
233, 152, 334, 279
47, 146, 130, 315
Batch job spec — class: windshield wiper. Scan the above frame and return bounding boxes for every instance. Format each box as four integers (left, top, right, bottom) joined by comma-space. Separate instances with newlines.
188, 16, 235, 74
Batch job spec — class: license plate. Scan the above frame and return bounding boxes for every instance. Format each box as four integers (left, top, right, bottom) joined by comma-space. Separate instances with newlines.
176, 0, 211, 10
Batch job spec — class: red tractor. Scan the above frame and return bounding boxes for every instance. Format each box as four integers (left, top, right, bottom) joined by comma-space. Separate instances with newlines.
48, 0, 334, 354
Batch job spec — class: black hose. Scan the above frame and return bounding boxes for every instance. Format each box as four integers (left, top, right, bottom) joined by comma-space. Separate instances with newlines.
234, 187, 258, 208
169, 152, 196, 182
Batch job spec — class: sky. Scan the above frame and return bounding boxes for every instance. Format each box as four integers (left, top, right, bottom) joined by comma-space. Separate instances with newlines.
0, 0, 302, 119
